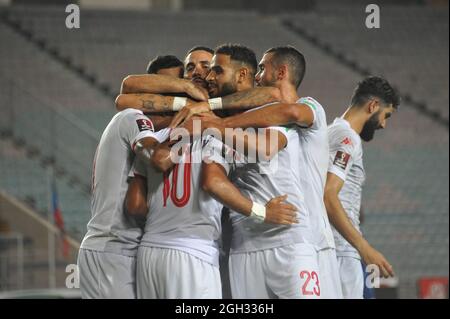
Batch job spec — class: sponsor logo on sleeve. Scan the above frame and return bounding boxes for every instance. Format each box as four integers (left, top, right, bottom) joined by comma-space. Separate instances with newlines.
333, 151, 351, 170
341, 137, 353, 145
136, 119, 154, 132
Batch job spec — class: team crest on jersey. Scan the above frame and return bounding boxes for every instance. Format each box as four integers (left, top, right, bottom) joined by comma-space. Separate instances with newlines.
333, 151, 351, 170
136, 119, 154, 132
341, 137, 353, 145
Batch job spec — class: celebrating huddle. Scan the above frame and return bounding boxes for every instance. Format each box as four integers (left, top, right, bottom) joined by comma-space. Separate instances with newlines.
77, 43, 400, 299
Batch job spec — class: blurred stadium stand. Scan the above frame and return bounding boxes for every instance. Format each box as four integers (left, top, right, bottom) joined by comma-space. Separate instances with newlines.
0, 1, 448, 297
282, 4, 449, 123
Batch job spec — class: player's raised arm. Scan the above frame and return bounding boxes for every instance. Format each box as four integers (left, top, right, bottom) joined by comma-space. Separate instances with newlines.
120, 74, 208, 101
324, 172, 394, 278
207, 121, 287, 162
180, 114, 287, 162
169, 87, 281, 127
220, 86, 282, 109
201, 162, 297, 225
115, 93, 196, 113
221, 102, 314, 129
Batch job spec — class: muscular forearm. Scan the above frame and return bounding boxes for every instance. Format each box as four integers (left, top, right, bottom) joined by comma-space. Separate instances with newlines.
121, 74, 190, 94
204, 123, 284, 161
115, 93, 175, 112
222, 103, 295, 129
220, 87, 281, 110
324, 192, 368, 252
202, 165, 253, 216
222, 103, 313, 129
151, 144, 176, 173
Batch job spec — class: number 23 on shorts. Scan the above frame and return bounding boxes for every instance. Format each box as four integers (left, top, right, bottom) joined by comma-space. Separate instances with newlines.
300, 270, 321, 297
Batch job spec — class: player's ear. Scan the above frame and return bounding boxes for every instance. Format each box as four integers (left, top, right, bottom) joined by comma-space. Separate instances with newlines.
367, 98, 380, 114
277, 64, 288, 81
237, 67, 249, 83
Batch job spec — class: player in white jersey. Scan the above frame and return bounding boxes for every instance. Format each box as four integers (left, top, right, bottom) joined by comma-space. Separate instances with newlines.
196, 46, 341, 298
78, 56, 196, 299
131, 134, 223, 299
114, 46, 288, 299
78, 107, 174, 299
125, 44, 297, 299
324, 76, 400, 298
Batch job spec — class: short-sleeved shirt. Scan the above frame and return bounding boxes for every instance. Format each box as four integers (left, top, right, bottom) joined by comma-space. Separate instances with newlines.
228, 97, 335, 253
81, 109, 162, 257
328, 117, 366, 258
134, 135, 230, 266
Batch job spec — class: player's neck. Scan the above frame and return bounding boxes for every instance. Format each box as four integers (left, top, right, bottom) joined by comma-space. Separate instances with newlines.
279, 84, 299, 104
342, 107, 366, 134
239, 82, 254, 93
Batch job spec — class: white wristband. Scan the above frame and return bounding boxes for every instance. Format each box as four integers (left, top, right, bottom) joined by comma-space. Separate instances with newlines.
250, 202, 266, 221
208, 97, 223, 110
172, 97, 187, 111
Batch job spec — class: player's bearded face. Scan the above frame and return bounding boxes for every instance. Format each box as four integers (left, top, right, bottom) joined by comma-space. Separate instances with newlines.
360, 110, 382, 141
207, 54, 239, 98
218, 80, 238, 97
209, 79, 237, 98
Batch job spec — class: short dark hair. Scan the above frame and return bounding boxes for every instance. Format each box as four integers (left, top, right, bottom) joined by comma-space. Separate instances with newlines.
187, 46, 214, 55
215, 43, 257, 77
146, 55, 183, 74
351, 76, 401, 109
265, 46, 306, 89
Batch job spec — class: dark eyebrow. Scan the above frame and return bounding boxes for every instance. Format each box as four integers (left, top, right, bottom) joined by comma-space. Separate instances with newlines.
211, 65, 223, 73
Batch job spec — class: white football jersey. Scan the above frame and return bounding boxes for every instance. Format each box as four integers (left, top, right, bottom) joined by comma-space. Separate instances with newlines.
134, 135, 228, 266
81, 109, 162, 256
328, 117, 366, 258
296, 97, 336, 251
228, 97, 335, 253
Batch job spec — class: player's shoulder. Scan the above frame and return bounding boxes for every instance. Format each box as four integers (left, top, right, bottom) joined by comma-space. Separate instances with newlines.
118, 109, 154, 131
297, 96, 327, 129
329, 118, 360, 143
298, 96, 324, 112
117, 108, 145, 120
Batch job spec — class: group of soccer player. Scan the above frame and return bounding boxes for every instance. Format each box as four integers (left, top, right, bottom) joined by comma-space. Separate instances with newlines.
77, 43, 400, 299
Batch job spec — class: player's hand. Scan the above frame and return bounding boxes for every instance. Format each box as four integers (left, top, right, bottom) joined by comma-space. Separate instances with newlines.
265, 195, 298, 225
185, 82, 209, 101
198, 112, 225, 131
360, 243, 395, 278
197, 111, 221, 121
169, 102, 211, 128
180, 116, 204, 137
